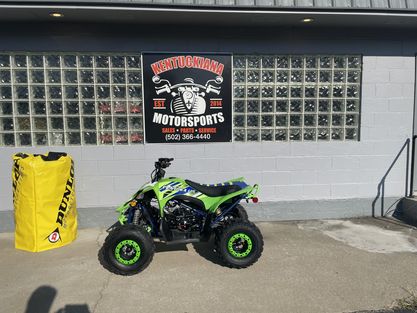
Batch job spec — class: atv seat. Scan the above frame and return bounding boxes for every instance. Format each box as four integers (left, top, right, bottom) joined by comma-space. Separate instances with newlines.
185, 180, 242, 197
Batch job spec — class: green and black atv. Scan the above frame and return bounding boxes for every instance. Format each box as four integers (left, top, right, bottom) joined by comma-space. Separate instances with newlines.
100, 158, 263, 275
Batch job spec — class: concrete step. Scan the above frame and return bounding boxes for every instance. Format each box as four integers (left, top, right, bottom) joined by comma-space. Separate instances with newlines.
394, 197, 417, 227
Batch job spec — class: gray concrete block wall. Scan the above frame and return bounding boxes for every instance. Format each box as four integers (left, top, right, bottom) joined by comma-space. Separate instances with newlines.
314, 0, 333, 6
255, 0, 275, 5
407, 0, 417, 9
352, 0, 371, 7
6, 0, 415, 9
389, 0, 406, 8
371, 0, 389, 7
295, 0, 314, 6
333, 0, 353, 7
0, 52, 414, 221
275, 0, 295, 6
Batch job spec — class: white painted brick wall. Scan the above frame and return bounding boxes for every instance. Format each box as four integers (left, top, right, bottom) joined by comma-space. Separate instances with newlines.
0, 56, 414, 212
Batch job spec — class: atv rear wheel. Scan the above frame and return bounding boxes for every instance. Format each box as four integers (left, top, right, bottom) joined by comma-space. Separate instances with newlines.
215, 220, 263, 268
100, 224, 155, 275
235, 204, 249, 220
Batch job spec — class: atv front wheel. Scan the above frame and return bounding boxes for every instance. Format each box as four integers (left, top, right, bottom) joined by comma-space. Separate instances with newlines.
215, 220, 263, 268
100, 225, 155, 275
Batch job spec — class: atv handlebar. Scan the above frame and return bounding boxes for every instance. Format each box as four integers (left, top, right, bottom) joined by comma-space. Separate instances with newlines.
151, 158, 174, 182
158, 158, 174, 168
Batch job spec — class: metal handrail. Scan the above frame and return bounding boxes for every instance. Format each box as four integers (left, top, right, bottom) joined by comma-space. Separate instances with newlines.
410, 135, 417, 197
372, 138, 410, 217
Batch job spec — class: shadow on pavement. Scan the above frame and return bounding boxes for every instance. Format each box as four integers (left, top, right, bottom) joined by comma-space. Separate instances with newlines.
25, 285, 90, 313
25, 285, 56, 313
154, 241, 188, 252
154, 238, 225, 266
192, 237, 224, 266
56, 304, 91, 313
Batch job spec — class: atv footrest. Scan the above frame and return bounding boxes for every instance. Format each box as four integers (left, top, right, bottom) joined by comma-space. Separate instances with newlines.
165, 238, 200, 245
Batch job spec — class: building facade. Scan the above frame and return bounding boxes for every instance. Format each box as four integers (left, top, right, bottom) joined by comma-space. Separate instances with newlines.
0, 1, 416, 222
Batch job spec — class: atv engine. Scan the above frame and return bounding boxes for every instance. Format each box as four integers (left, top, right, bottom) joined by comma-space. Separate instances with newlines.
164, 200, 204, 232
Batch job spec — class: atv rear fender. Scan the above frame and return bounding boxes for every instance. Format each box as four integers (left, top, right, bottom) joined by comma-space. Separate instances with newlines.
212, 182, 259, 212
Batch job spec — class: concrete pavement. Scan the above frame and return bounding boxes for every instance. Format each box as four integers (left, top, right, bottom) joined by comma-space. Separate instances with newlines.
1, 218, 417, 313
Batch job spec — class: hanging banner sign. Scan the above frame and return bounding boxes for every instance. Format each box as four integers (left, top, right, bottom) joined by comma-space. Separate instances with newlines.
143, 53, 232, 143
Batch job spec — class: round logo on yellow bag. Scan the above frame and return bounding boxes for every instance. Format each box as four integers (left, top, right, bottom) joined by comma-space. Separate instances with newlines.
47, 228, 61, 243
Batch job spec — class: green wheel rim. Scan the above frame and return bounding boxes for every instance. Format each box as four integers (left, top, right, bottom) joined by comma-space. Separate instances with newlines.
227, 233, 253, 258
114, 239, 141, 265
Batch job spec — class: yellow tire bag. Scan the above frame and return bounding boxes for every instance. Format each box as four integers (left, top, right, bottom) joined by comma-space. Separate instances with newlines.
13, 152, 77, 252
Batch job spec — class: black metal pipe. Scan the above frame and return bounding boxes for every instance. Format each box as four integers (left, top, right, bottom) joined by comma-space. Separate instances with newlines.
409, 135, 417, 197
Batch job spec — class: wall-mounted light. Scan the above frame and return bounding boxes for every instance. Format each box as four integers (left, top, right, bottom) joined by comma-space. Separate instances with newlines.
301, 18, 314, 23
49, 12, 64, 18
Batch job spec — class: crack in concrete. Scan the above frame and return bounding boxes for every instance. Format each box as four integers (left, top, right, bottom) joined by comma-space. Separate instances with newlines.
92, 272, 111, 313
96, 228, 105, 248
92, 228, 110, 313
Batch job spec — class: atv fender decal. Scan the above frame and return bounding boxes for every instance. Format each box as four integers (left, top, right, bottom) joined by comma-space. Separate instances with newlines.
159, 181, 182, 192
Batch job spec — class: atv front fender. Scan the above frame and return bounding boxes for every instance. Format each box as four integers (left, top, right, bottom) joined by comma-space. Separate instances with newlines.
116, 182, 156, 225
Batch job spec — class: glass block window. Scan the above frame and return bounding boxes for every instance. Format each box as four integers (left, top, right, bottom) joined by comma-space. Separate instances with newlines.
232, 55, 361, 142
0, 53, 143, 146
